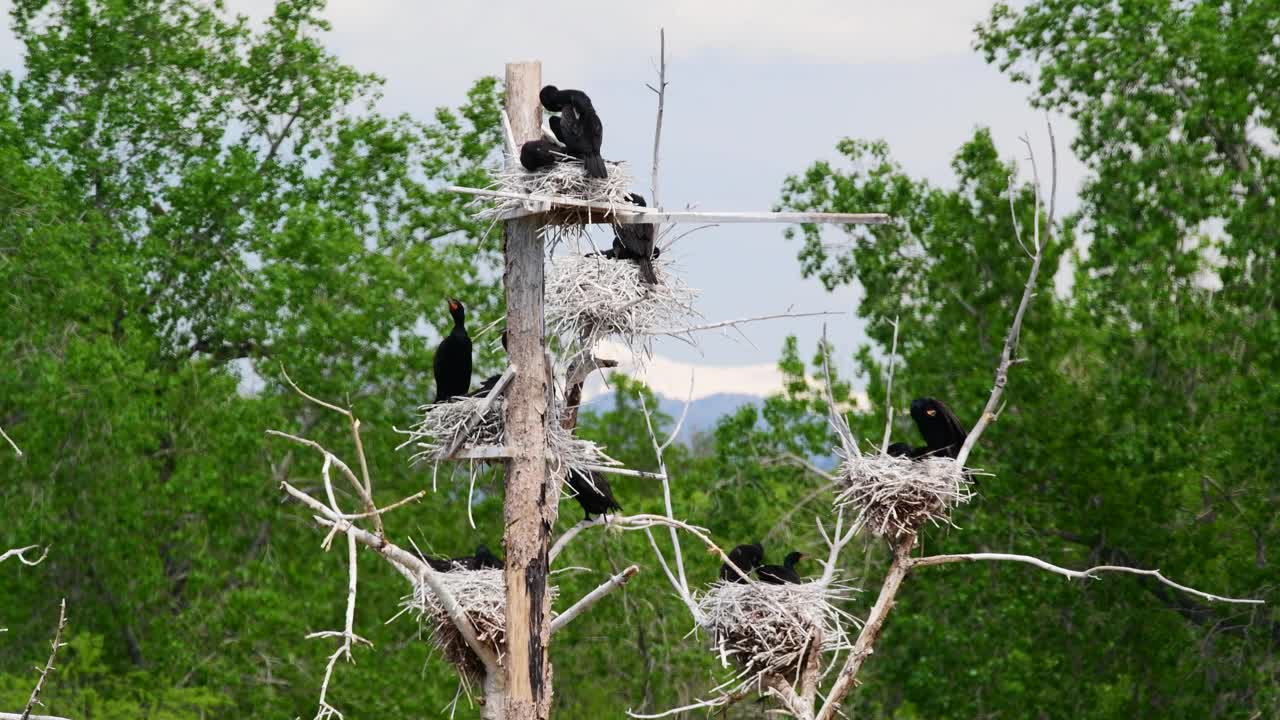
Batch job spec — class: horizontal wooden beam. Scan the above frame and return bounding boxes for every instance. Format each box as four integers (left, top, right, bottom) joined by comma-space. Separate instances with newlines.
448, 186, 891, 225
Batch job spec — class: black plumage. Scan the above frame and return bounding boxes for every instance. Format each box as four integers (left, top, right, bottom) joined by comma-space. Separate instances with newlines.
886, 442, 916, 458
540, 85, 606, 178
565, 468, 622, 521
719, 542, 765, 583
433, 298, 472, 402
909, 397, 968, 459
520, 139, 568, 172
611, 193, 659, 284
467, 544, 502, 570
424, 544, 501, 572
756, 551, 807, 585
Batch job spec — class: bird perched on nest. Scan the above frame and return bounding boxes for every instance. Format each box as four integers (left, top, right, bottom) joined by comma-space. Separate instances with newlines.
886, 442, 916, 458
433, 298, 472, 402
610, 193, 659, 285
756, 551, 808, 584
719, 542, 766, 583
466, 544, 503, 570
541, 85, 607, 179
565, 468, 622, 521
909, 397, 968, 459
519, 139, 569, 172
424, 544, 501, 572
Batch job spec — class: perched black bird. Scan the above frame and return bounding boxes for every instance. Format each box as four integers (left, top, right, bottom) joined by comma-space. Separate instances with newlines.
565, 468, 622, 521
540, 85, 606, 178
433, 298, 472, 402
886, 442, 917, 458
467, 544, 502, 570
756, 551, 807, 585
520, 139, 569, 172
909, 397, 968, 459
611, 193, 659, 284
719, 542, 766, 583
423, 544, 500, 572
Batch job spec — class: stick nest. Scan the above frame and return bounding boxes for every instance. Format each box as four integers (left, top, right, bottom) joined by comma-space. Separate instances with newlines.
400, 394, 618, 476
696, 580, 855, 685
474, 159, 635, 225
833, 450, 975, 538
546, 253, 699, 359
404, 569, 560, 680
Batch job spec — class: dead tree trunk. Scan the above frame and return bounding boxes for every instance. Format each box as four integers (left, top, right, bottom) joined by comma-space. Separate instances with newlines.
500, 60, 558, 720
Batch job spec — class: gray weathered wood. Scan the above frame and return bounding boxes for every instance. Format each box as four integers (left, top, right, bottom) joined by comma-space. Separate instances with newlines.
448, 186, 892, 225
500, 60, 557, 720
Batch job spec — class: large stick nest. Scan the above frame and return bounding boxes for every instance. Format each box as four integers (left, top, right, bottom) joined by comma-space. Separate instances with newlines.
400, 394, 618, 476
403, 569, 561, 680
833, 450, 975, 538
696, 580, 855, 686
546, 253, 699, 359
474, 159, 635, 226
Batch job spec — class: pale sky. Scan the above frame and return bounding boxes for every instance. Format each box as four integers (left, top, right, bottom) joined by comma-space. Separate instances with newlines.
0, 0, 1086, 400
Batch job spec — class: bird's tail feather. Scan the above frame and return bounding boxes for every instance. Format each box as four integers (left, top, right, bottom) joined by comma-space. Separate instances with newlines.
583, 153, 607, 179
637, 258, 659, 285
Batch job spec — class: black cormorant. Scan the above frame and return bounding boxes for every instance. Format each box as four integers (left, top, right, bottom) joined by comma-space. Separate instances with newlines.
565, 468, 622, 521
433, 298, 472, 402
611, 193, 659, 284
719, 542, 766, 583
886, 442, 917, 458
467, 544, 502, 570
520, 139, 568, 172
540, 85, 606, 178
909, 397, 967, 459
756, 551, 807, 584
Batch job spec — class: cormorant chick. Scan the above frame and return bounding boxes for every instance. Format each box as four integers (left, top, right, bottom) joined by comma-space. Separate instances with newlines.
565, 468, 622, 521
540, 85, 606, 178
756, 551, 807, 585
719, 542, 765, 583
909, 397, 967, 459
467, 544, 502, 570
433, 298, 472, 402
612, 193, 659, 284
520, 139, 569, 172
886, 442, 917, 458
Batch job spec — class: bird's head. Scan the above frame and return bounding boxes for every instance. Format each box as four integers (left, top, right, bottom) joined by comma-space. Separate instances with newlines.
785, 551, 808, 567
628, 193, 647, 208
475, 544, 499, 567
539, 85, 561, 110
447, 298, 465, 322
910, 397, 940, 419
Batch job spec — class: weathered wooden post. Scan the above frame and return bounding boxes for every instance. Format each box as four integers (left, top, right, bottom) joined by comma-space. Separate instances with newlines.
500, 60, 557, 720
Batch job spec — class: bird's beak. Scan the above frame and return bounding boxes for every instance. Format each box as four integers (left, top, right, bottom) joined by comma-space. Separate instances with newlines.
926, 408, 937, 416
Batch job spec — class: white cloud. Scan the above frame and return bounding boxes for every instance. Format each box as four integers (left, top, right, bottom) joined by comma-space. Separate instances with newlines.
581, 340, 784, 402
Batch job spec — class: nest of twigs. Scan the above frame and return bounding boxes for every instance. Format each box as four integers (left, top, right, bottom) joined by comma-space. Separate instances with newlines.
403, 570, 560, 680
697, 580, 854, 685
833, 450, 975, 538
546, 253, 699, 359
399, 394, 618, 476
475, 158, 635, 226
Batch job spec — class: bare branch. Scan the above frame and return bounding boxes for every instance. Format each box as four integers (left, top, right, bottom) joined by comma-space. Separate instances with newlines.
280, 481, 500, 672
816, 535, 916, 720
550, 565, 640, 634
765, 675, 815, 720
0, 425, 20, 456
657, 310, 843, 338
627, 687, 753, 719
308, 531, 370, 720
640, 394, 689, 599
0, 546, 48, 567
879, 316, 900, 452
954, 127, 1057, 467
910, 553, 1264, 605
19, 598, 67, 720
649, 28, 667, 207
